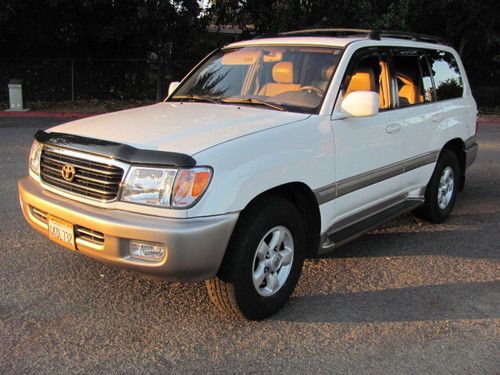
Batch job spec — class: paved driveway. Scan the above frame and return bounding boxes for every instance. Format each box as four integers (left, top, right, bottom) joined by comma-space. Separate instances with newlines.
0, 117, 498, 374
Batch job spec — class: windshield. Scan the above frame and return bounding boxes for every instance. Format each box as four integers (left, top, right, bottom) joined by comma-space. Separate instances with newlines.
169, 46, 343, 113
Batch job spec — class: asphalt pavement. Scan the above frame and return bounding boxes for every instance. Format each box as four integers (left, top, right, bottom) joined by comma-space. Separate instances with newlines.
0, 117, 498, 374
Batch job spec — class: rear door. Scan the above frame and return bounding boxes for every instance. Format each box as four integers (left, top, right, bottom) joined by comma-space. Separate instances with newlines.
390, 48, 442, 195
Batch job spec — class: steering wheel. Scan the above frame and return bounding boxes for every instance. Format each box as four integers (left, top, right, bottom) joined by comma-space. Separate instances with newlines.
300, 86, 325, 96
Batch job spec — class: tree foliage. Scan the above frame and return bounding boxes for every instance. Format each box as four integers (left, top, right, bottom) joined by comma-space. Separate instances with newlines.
207, 0, 499, 106
0, 0, 498, 105
0, 0, 206, 59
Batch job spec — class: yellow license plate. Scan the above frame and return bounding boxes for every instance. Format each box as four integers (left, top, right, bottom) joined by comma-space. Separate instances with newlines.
48, 215, 75, 251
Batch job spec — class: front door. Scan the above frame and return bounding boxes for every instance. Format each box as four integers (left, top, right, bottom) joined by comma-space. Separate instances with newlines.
332, 48, 405, 221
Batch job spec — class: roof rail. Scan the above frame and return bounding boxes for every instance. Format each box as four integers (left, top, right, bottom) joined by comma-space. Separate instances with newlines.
268, 28, 447, 45
278, 28, 374, 38
371, 30, 447, 45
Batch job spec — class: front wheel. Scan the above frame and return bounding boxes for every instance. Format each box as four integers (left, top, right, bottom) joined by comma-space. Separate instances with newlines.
205, 196, 305, 320
414, 150, 460, 223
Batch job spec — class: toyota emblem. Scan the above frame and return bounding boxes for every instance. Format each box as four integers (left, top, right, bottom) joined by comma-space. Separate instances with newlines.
61, 164, 76, 182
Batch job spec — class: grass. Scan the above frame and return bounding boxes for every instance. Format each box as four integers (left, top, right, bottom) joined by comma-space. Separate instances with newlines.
478, 106, 500, 118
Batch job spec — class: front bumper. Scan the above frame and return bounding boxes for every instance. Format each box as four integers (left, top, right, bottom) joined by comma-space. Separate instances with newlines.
18, 176, 238, 281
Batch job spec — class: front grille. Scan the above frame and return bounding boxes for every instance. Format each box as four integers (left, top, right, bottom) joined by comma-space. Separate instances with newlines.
40, 148, 124, 201
75, 226, 104, 244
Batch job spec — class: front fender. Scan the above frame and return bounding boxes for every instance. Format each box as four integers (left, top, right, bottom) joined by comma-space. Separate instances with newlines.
186, 116, 335, 217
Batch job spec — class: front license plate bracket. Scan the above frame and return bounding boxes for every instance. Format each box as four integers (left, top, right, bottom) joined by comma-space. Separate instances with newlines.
48, 215, 76, 251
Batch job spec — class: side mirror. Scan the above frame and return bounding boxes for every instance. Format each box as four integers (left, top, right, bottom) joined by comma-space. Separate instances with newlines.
168, 81, 180, 97
340, 91, 379, 117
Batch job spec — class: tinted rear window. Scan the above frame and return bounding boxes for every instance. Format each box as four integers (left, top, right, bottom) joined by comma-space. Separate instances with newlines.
427, 50, 463, 100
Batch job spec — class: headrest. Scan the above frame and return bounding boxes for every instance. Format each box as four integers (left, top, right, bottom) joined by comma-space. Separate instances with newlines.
272, 61, 294, 84
321, 65, 335, 80
347, 68, 375, 92
396, 71, 415, 86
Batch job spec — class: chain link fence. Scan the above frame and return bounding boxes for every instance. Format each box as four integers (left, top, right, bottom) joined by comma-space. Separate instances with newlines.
0, 58, 196, 103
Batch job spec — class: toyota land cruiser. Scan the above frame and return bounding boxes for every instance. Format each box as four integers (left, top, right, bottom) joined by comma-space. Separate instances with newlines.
18, 29, 478, 320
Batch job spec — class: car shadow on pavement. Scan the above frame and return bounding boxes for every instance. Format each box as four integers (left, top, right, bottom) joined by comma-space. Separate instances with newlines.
320, 218, 498, 260
274, 280, 499, 323
327, 233, 496, 260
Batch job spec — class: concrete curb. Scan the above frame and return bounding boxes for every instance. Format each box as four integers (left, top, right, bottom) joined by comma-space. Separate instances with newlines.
477, 118, 500, 125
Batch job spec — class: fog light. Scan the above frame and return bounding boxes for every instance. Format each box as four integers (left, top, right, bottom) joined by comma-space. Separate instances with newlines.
130, 241, 167, 262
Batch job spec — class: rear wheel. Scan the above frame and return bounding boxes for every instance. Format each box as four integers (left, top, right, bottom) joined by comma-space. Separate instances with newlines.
205, 196, 305, 320
414, 150, 460, 223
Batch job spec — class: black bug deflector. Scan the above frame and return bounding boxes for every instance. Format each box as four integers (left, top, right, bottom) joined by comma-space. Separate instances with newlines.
34, 130, 197, 167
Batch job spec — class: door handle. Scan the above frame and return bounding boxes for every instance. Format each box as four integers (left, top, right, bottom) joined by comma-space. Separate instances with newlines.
386, 123, 401, 134
432, 113, 443, 123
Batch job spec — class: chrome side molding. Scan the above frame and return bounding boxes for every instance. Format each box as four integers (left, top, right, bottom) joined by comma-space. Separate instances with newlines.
314, 150, 439, 204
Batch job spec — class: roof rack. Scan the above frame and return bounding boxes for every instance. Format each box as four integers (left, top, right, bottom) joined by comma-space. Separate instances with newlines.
270, 28, 447, 45
279, 28, 374, 38
372, 30, 447, 45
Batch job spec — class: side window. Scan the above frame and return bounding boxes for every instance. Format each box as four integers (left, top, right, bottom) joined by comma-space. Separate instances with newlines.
342, 51, 392, 110
418, 54, 434, 103
392, 49, 428, 107
427, 50, 464, 100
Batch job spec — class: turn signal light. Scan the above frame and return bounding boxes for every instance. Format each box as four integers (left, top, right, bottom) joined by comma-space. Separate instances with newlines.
171, 167, 212, 207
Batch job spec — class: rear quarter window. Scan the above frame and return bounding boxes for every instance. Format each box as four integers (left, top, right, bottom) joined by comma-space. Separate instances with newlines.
427, 50, 464, 100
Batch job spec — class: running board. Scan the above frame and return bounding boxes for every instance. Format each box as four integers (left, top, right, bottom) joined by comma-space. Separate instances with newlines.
318, 199, 424, 254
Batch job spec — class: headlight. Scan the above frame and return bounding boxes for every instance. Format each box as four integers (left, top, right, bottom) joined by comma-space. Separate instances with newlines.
121, 166, 212, 208
121, 167, 177, 207
29, 140, 43, 175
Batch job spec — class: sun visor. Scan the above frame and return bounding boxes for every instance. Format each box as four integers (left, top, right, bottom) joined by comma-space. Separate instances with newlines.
221, 50, 261, 65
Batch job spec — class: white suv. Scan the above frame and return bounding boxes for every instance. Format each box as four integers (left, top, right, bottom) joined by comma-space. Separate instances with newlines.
19, 29, 478, 320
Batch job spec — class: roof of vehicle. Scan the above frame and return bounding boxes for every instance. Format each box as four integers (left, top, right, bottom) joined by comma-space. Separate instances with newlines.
228, 36, 357, 49
226, 28, 451, 51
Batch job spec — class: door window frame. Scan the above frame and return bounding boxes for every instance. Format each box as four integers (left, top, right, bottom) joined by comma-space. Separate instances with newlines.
334, 46, 395, 113
387, 47, 465, 110
389, 47, 434, 109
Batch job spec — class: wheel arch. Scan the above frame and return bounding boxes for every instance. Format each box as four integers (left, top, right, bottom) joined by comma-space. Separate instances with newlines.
439, 138, 466, 191
236, 182, 321, 258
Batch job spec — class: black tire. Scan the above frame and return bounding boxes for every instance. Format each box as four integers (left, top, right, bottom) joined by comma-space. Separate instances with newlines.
205, 195, 305, 320
414, 150, 460, 223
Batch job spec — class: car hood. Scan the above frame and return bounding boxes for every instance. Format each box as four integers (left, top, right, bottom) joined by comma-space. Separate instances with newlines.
48, 102, 309, 155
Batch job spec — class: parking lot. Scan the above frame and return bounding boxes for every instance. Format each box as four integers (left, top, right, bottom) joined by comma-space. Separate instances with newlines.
0, 116, 498, 374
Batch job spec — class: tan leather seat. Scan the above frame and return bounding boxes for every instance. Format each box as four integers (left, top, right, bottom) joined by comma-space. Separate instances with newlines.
311, 65, 335, 92
260, 61, 301, 97
345, 68, 376, 95
397, 73, 418, 106
379, 61, 391, 109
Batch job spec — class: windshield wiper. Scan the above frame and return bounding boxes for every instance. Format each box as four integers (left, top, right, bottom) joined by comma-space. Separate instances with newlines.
170, 95, 222, 104
221, 97, 285, 111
